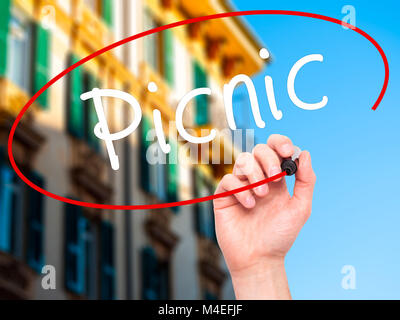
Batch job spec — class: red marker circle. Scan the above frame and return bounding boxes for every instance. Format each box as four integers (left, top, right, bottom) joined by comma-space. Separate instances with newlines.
7, 10, 389, 210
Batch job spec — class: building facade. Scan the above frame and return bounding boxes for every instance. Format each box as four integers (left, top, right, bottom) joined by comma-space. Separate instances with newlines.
0, 0, 265, 299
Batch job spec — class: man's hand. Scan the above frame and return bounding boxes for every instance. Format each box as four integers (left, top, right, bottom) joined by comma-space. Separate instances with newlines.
213, 134, 316, 299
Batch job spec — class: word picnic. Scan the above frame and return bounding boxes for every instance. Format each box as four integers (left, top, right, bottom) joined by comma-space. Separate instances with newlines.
80, 52, 328, 170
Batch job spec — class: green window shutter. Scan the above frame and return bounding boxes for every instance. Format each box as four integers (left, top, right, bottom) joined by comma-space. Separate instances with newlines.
101, 221, 115, 300
65, 203, 87, 294
163, 29, 174, 86
85, 73, 100, 151
155, 159, 166, 201
102, 0, 113, 27
146, 36, 157, 71
0, 0, 11, 76
0, 146, 4, 164
167, 139, 179, 211
149, 154, 158, 196
27, 172, 45, 272
144, 10, 157, 71
87, 100, 99, 150
140, 116, 152, 192
158, 262, 169, 299
142, 116, 153, 148
141, 246, 159, 300
0, 165, 13, 252
193, 170, 202, 233
193, 62, 209, 125
83, 222, 97, 298
67, 55, 84, 139
33, 23, 51, 109
193, 170, 214, 238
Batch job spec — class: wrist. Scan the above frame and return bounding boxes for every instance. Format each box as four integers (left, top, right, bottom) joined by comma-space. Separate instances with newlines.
230, 257, 291, 300
230, 256, 285, 279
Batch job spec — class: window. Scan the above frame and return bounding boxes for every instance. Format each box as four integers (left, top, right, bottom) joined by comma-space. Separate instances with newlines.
67, 56, 101, 151
0, 165, 14, 253
147, 142, 167, 201
65, 203, 87, 294
67, 54, 84, 139
7, 8, 32, 93
83, 220, 99, 299
151, 144, 167, 201
194, 171, 217, 241
140, 116, 166, 200
143, 11, 175, 85
143, 139, 167, 200
197, 189, 215, 239
9, 172, 25, 259
167, 139, 179, 211
193, 62, 209, 125
83, 0, 112, 27
83, 71, 101, 151
32, 22, 51, 109
140, 116, 152, 193
26, 172, 45, 272
163, 29, 174, 86
101, 221, 115, 300
0, 164, 46, 270
1, 3, 50, 108
101, 0, 113, 27
0, 0, 11, 76
65, 203, 102, 298
144, 10, 159, 72
158, 260, 170, 299
140, 117, 179, 205
140, 117, 180, 207
141, 246, 170, 300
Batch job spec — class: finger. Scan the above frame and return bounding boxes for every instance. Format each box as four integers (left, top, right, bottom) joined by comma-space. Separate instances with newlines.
214, 174, 256, 210
267, 134, 294, 159
290, 151, 316, 215
233, 152, 268, 197
252, 144, 283, 182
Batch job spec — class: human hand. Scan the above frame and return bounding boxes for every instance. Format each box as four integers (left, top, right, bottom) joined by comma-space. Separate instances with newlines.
213, 134, 316, 299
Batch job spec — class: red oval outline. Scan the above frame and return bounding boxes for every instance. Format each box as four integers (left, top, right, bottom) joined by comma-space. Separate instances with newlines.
7, 10, 389, 210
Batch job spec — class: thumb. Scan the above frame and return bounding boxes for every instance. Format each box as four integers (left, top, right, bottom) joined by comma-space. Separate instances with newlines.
290, 151, 317, 213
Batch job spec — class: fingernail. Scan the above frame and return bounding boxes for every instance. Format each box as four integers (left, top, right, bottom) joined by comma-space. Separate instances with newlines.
245, 196, 256, 208
269, 165, 282, 177
281, 143, 293, 156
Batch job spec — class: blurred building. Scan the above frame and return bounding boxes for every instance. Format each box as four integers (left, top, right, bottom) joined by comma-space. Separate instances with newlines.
0, 0, 265, 299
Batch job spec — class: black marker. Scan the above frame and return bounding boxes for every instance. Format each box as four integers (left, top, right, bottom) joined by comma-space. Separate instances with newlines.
281, 146, 301, 176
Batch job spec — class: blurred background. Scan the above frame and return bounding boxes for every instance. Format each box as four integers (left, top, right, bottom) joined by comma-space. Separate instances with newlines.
0, 0, 265, 300
1, 0, 399, 300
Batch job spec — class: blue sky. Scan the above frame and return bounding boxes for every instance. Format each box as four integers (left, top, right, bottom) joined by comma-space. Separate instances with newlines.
231, 0, 400, 299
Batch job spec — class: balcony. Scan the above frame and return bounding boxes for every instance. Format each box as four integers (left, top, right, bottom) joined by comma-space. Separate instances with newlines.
0, 251, 36, 300
0, 78, 38, 117
76, 2, 112, 49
